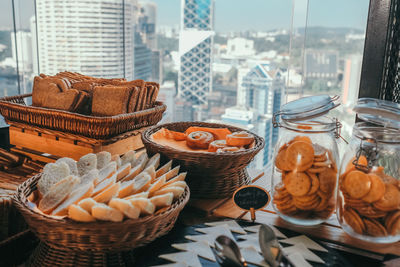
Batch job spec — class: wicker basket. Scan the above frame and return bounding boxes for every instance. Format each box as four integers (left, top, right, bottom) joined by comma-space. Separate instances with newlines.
12, 174, 190, 256
141, 121, 265, 199
0, 94, 166, 139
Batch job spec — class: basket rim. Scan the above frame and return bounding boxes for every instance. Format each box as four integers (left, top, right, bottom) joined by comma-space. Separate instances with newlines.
0, 93, 166, 121
142, 121, 265, 156
12, 173, 190, 228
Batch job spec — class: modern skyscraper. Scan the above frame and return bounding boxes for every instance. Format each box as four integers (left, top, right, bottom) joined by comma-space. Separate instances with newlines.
178, 0, 214, 105
134, 32, 152, 80
34, 0, 137, 80
304, 50, 338, 80
138, 1, 157, 50
242, 63, 285, 166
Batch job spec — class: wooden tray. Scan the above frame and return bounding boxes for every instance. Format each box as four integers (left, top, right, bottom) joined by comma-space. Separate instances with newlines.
9, 122, 147, 162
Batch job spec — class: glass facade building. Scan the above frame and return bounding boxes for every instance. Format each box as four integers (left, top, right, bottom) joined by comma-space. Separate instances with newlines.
178, 0, 214, 105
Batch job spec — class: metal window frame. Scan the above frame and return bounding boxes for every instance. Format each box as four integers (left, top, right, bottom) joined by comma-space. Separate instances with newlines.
359, 0, 399, 102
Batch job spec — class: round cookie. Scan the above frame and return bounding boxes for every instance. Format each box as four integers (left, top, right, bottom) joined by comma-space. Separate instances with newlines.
373, 184, 400, 211
343, 170, 371, 199
285, 171, 311, 197
286, 141, 314, 172
364, 218, 387, 237
362, 174, 386, 203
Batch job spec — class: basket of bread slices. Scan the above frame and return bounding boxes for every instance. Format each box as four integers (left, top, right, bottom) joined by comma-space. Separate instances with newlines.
142, 121, 264, 198
0, 72, 166, 139
12, 150, 190, 252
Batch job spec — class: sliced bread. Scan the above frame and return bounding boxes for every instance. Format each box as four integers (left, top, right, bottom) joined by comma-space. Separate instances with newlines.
38, 175, 80, 213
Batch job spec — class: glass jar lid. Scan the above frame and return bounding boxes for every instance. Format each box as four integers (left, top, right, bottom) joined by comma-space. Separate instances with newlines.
278, 95, 339, 121
353, 98, 400, 129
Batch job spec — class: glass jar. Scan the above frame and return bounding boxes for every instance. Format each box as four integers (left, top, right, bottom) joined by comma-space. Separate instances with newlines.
337, 98, 400, 243
271, 95, 341, 226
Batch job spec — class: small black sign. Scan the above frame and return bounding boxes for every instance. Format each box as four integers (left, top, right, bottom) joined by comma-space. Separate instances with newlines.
233, 185, 270, 211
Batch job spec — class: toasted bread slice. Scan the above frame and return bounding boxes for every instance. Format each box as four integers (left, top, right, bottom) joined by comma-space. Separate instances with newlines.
121, 157, 147, 182
92, 174, 116, 197
78, 198, 97, 213
165, 166, 181, 181
96, 161, 117, 185
109, 198, 140, 219
111, 154, 122, 168
145, 153, 160, 170
68, 204, 95, 222
38, 162, 70, 196
92, 203, 123, 222
38, 175, 80, 213
150, 193, 173, 209
148, 176, 166, 196
116, 163, 131, 182
161, 181, 187, 190
163, 173, 187, 187
129, 198, 155, 215
132, 173, 152, 194
124, 192, 149, 200
121, 150, 136, 167
52, 183, 94, 216
77, 153, 97, 176
153, 186, 185, 199
132, 153, 148, 169
118, 179, 136, 198
93, 182, 120, 203
155, 160, 172, 178
79, 169, 99, 187
96, 151, 111, 170
143, 166, 156, 183
55, 157, 78, 176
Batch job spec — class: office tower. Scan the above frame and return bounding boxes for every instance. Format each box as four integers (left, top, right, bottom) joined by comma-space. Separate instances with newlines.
138, 1, 157, 50
151, 50, 162, 83
304, 50, 338, 80
34, 0, 136, 80
178, 0, 214, 105
134, 32, 152, 80
242, 63, 285, 166
11, 31, 33, 72
157, 81, 175, 123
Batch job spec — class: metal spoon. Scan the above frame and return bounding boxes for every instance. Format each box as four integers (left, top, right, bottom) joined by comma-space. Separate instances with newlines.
259, 224, 294, 267
214, 235, 247, 267
259, 224, 281, 267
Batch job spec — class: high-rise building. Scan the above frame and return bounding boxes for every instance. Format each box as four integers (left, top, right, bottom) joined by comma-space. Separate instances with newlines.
138, 1, 157, 50
34, 0, 136, 80
242, 63, 285, 166
157, 81, 175, 123
304, 50, 338, 80
134, 32, 152, 80
151, 50, 162, 83
178, 0, 214, 105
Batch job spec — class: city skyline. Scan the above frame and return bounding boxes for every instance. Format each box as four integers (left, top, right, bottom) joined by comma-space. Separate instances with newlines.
1, 0, 370, 32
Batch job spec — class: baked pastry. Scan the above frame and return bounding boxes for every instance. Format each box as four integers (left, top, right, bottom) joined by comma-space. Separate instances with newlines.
186, 131, 214, 149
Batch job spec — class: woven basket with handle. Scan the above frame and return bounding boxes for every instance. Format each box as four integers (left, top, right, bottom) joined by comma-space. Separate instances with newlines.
0, 94, 166, 139
142, 121, 265, 199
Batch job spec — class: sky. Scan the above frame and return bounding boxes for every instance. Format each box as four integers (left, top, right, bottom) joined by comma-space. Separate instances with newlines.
0, 0, 369, 32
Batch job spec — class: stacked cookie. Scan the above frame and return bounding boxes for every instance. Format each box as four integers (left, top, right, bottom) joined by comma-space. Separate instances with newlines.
32, 72, 160, 116
273, 136, 337, 220
29, 150, 187, 222
339, 158, 400, 237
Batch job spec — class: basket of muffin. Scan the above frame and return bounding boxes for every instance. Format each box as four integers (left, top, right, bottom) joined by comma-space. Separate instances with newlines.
0, 72, 166, 139
12, 150, 190, 252
142, 121, 264, 199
